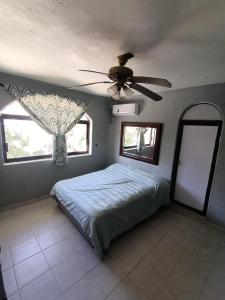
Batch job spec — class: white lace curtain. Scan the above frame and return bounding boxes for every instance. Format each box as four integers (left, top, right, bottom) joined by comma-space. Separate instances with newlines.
3, 84, 92, 167
136, 127, 148, 154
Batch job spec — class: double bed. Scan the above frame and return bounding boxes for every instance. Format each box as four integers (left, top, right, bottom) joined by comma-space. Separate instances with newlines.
51, 163, 169, 259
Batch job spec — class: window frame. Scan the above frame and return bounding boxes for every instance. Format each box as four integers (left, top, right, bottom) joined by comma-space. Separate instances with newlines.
67, 119, 90, 157
0, 113, 90, 163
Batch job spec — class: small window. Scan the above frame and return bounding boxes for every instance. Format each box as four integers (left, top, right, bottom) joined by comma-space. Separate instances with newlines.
0, 101, 90, 163
67, 123, 89, 154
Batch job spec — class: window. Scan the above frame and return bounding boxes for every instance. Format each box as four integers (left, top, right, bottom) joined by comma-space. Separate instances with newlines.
124, 126, 138, 148
123, 127, 156, 149
0, 101, 90, 163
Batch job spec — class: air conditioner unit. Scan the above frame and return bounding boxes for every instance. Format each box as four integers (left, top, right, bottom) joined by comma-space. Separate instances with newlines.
112, 103, 139, 116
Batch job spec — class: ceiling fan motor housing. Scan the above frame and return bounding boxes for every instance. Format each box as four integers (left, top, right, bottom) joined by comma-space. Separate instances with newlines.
108, 66, 133, 85
117, 52, 134, 66
73, 51, 171, 101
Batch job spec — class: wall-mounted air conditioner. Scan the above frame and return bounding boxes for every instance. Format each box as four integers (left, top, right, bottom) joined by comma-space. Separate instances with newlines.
112, 103, 139, 116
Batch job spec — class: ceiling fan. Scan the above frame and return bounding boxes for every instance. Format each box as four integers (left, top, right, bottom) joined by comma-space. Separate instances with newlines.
69, 52, 172, 101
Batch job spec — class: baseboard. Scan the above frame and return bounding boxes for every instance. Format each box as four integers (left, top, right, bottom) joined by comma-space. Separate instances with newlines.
171, 203, 225, 233
0, 194, 50, 213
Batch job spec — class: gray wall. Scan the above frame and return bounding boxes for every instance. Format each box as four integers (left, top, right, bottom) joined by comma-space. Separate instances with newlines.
1, 72, 225, 229
108, 83, 225, 227
0, 73, 110, 208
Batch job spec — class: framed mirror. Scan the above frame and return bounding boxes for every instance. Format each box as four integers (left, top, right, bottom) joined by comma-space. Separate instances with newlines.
120, 122, 162, 165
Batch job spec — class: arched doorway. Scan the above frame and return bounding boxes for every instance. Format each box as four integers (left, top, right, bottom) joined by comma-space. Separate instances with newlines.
171, 103, 222, 215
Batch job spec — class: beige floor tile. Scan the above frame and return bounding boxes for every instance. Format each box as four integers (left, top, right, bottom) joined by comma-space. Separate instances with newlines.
109, 225, 156, 261
106, 277, 149, 300
154, 283, 200, 300
104, 246, 143, 278
182, 226, 222, 263
199, 264, 225, 299
163, 256, 210, 298
10, 238, 41, 265
89, 263, 122, 297
2, 199, 225, 300
5, 219, 27, 235
32, 221, 56, 237
147, 209, 179, 238
52, 250, 96, 292
167, 218, 200, 248
213, 235, 225, 267
200, 286, 225, 300
3, 267, 18, 296
43, 233, 88, 267
194, 223, 222, 245
14, 252, 49, 288
129, 256, 165, 299
143, 235, 184, 279
64, 272, 105, 300
51, 211, 70, 226
54, 294, 66, 300
55, 220, 78, 239
19, 271, 61, 300
0, 219, 11, 233
103, 224, 158, 279
8, 231, 35, 249
75, 244, 101, 269
0, 246, 13, 271
213, 247, 225, 268
8, 291, 21, 300
133, 223, 163, 247
0, 231, 8, 246
154, 285, 177, 300
36, 228, 62, 250
59, 230, 88, 251
133, 235, 183, 295
43, 238, 75, 268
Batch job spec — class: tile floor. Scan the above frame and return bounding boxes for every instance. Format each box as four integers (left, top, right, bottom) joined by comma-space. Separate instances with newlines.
0, 198, 225, 300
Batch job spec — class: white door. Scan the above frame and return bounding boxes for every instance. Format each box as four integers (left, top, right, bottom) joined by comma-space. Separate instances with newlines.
174, 125, 218, 211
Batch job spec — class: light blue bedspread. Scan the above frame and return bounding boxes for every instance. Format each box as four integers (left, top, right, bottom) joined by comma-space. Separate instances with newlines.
51, 163, 170, 258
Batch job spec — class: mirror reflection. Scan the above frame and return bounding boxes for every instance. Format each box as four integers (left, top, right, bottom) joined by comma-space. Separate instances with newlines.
123, 126, 156, 158
120, 122, 162, 165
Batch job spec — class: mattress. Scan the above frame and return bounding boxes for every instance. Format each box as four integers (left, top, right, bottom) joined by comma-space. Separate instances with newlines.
50, 163, 170, 258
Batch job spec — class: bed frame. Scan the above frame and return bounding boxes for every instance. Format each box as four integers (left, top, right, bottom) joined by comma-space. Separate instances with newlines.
55, 197, 94, 248
54, 195, 168, 258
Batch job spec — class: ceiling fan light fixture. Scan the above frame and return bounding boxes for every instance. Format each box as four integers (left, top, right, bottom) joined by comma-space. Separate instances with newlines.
75, 53, 171, 101
107, 83, 119, 96
112, 92, 120, 100
112, 94, 120, 100
123, 86, 134, 98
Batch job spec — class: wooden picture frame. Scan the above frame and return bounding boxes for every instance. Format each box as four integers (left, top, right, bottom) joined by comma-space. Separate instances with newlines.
120, 122, 162, 165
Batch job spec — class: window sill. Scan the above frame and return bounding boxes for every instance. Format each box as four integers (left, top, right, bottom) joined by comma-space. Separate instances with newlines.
3, 152, 92, 166
67, 152, 92, 159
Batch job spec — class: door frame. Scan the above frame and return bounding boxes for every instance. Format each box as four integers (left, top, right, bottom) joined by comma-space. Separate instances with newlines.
170, 119, 222, 216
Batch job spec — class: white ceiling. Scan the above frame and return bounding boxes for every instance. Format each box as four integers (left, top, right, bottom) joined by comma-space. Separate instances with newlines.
0, 0, 225, 96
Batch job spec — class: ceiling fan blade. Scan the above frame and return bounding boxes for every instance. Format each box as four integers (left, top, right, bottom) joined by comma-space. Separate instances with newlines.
131, 76, 172, 88
129, 83, 162, 101
69, 81, 112, 89
79, 69, 109, 75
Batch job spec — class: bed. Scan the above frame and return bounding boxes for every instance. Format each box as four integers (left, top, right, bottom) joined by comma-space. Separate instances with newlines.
51, 163, 170, 259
